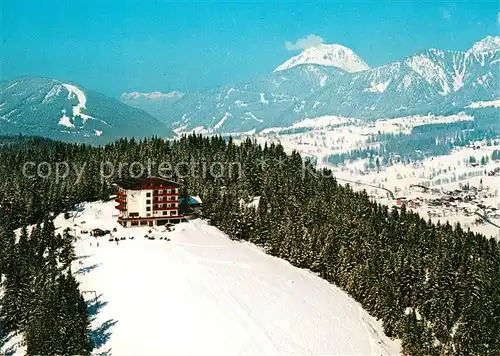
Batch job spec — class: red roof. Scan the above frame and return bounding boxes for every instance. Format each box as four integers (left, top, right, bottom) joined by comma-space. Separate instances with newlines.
114, 176, 182, 190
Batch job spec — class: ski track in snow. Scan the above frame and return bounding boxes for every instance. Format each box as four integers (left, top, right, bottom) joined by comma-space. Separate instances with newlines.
58, 201, 400, 356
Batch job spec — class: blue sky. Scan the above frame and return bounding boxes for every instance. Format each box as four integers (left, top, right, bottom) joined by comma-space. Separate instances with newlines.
2, 0, 498, 97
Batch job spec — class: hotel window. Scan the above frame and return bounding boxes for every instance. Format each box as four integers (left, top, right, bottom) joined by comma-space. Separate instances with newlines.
146, 192, 151, 197
146, 199, 151, 204
172, 211, 177, 216
146, 207, 151, 212
163, 211, 168, 216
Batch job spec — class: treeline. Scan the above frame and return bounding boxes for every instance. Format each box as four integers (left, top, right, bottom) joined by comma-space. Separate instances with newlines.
0, 134, 499, 355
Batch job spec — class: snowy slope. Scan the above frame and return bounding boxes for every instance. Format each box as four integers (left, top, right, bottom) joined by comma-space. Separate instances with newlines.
0, 76, 174, 144
166, 65, 344, 133
62, 84, 97, 123
275, 44, 370, 73
240, 113, 474, 164
56, 201, 400, 356
466, 99, 500, 108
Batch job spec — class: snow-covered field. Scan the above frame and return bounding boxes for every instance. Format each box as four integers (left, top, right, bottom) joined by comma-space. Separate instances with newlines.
234, 113, 473, 163
42, 201, 399, 356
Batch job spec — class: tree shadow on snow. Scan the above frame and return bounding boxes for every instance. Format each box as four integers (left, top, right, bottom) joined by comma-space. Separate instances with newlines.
87, 294, 117, 353
75, 263, 101, 275
90, 319, 117, 350
76, 254, 93, 260
87, 295, 108, 317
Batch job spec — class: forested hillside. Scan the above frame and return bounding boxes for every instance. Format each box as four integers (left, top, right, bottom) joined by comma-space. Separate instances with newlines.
0, 135, 499, 355
327, 108, 500, 165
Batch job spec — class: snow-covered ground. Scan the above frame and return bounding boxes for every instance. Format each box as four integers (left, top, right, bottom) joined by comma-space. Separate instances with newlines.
234, 113, 473, 163
232, 117, 499, 240
43, 201, 399, 356
466, 99, 500, 108
328, 144, 500, 239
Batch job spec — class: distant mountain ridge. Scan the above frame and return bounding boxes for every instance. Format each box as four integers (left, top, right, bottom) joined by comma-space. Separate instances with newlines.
0, 77, 174, 144
124, 35, 498, 134
2, 36, 498, 143
121, 91, 184, 100
283, 44, 500, 124
120, 90, 184, 120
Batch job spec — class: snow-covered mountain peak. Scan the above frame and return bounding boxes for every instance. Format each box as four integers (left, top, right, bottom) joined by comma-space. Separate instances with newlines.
468, 35, 500, 53
275, 43, 370, 73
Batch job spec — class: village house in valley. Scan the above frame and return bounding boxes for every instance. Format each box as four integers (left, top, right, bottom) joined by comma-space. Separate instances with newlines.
114, 177, 183, 227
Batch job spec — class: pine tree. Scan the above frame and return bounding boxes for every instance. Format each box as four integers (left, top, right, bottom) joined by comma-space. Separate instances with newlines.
60, 230, 76, 272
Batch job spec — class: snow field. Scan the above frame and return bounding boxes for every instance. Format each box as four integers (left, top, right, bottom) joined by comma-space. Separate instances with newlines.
58, 202, 401, 356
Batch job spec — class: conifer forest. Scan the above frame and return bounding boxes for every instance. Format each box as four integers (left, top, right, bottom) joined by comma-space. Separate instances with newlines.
0, 134, 498, 355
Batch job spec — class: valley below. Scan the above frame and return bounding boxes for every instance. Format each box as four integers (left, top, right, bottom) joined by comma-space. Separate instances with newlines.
230, 114, 500, 240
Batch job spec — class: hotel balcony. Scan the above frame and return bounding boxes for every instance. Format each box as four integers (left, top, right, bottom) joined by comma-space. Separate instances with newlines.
153, 191, 179, 197
152, 205, 178, 211
153, 197, 179, 203
117, 190, 127, 197
115, 203, 127, 211
115, 196, 126, 204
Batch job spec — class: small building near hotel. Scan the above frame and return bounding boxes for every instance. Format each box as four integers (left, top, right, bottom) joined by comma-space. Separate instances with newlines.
114, 177, 183, 227
179, 195, 203, 214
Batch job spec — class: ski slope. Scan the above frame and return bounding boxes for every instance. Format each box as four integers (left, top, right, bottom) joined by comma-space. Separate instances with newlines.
59, 201, 399, 355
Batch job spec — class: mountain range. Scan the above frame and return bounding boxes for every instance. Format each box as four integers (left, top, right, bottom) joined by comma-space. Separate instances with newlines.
122, 35, 500, 134
0, 36, 498, 142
